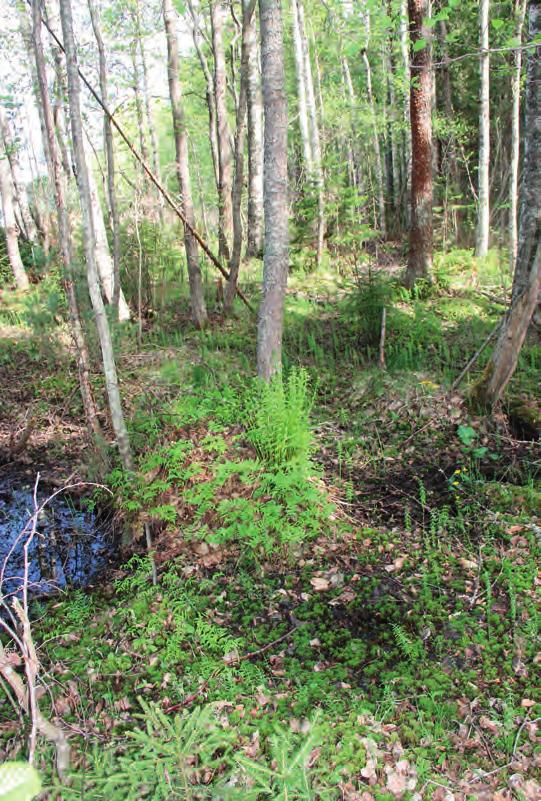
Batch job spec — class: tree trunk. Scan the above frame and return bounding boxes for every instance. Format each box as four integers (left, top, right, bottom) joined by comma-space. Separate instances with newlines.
85, 145, 131, 322
296, 0, 325, 263
186, 0, 220, 190
87, 0, 122, 318
130, 36, 150, 199
162, 0, 208, 329
31, 0, 102, 442
362, 49, 386, 238
244, 0, 264, 257
513, 0, 541, 305
399, 0, 411, 227
291, 0, 312, 171
474, 0, 541, 406
509, 0, 528, 272
0, 109, 38, 244
211, 0, 233, 262
257, 0, 289, 380
404, 0, 433, 288
0, 144, 30, 291
475, 0, 490, 257
59, 0, 133, 470
224, 0, 253, 312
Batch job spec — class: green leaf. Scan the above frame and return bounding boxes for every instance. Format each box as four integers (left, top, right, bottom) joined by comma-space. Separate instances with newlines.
491, 18, 505, 31
0, 763, 41, 801
457, 425, 477, 447
413, 38, 427, 53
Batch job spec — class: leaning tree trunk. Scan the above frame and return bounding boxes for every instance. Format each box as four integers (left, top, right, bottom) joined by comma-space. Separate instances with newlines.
404, 0, 433, 289
244, 0, 264, 257
475, 0, 490, 258
211, 0, 233, 262
509, 0, 528, 272
59, 0, 133, 470
87, 0, 122, 317
257, 0, 289, 380
31, 0, 102, 442
0, 141, 30, 291
473, 0, 541, 406
162, 0, 208, 329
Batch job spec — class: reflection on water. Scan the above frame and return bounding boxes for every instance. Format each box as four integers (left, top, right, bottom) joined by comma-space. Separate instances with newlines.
0, 479, 111, 598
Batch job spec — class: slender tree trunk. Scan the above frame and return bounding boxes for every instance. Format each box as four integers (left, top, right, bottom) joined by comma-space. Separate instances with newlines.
291, 0, 312, 172
130, 37, 150, 199
257, 0, 289, 380
133, 0, 164, 223
211, 0, 233, 262
31, 0, 102, 442
362, 49, 386, 238
84, 148, 131, 322
0, 145, 30, 291
404, 0, 433, 288
296, 0, 325, 263
244, 0, 264, 257
0, 109, 38, 244
59, 0, 133, 470
162, 0, 208, 329
400, 0, 411, 226
186, 0, 220, 190
87, 0, 122, 318
509, 0, 528, 271
474, 0, 541, 406
475, 0, 490, 257
224, 0, 253, 312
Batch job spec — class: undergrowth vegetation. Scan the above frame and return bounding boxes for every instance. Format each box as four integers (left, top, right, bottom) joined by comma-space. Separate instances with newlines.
1, 250, 540, 800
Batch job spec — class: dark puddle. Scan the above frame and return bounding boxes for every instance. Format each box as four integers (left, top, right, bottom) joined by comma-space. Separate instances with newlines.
0, 477, 113, 599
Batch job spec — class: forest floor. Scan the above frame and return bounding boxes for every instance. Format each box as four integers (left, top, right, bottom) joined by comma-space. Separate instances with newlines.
0, 248, 540, 801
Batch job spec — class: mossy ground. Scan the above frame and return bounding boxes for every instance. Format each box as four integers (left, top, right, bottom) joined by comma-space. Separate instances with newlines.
0, 250, 540, 800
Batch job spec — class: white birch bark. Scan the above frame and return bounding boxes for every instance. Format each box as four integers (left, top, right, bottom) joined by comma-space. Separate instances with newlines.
509, 0, 527, 271
59, 0, 133, 469
244, 0, 264, 257
475, 0, 490, 257
0, 146, 30, 291
85, 141, 131, 322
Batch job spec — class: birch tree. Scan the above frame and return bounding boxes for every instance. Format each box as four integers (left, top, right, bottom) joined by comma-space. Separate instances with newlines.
0, 139, 30, 291
210, 0, 233, 261
162, 0, 208, 329
474, 0, 541, 406
0, 108, 37, 244
257, 0, 289, 380
244, 0, 264, 257
87, 0, 121, 315
404, 0, 432, 288
59, 0, 133, 470
31, 0, 102, 441
475, 0, 490, 258
509, 0, 528, 271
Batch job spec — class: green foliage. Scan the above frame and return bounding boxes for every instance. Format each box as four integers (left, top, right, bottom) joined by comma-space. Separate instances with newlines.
235, 715, 323, 801
245, 368, 314, 470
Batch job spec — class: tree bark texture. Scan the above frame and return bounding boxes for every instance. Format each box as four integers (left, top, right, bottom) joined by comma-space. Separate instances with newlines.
475, 0, 490, 257
257, 0, 289, 380
211, 0, 233, 262
244, 0, 264, 257
405, 0, 433, 288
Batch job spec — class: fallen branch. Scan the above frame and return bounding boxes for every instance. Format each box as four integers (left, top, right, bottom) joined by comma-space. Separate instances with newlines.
451, 321, 502, 392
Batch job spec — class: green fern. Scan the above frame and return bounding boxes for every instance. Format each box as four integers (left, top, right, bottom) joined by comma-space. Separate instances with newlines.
244, 368, 314, 470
